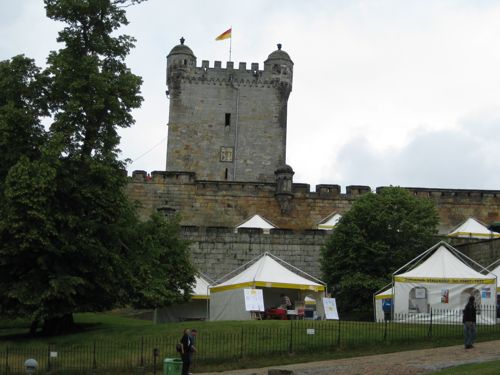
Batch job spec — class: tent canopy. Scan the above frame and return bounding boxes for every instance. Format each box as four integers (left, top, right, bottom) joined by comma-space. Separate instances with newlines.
394, 243, 495, 284
210, 253, 325, 293
236, 214, 277, 231
191, 275, 211, 299
488, 263, 500, 291
375, 287, 393, 299
317, 212, 342, 230
448, 217, 500, 239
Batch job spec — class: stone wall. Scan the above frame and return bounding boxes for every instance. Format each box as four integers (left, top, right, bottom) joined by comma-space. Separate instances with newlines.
183, 226, 500, 282
454, 238, 500, 268
182, 226, 327, 280
127, 171, 500, 234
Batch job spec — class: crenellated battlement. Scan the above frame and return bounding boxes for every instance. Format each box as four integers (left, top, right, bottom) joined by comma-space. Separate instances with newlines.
167, 59, 293, 89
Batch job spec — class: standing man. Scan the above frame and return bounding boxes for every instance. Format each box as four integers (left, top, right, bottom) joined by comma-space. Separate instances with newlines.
179, 328, 192, 375
188, 329, 198, 375
463, 296, 477, 349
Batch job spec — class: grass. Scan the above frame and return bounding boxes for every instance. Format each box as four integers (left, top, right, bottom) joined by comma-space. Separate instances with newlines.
1, 313, 500, 374
429, 359, 500, 374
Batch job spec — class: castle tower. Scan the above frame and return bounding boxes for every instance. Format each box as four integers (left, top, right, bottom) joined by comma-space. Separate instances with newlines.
166, 39, 293, 182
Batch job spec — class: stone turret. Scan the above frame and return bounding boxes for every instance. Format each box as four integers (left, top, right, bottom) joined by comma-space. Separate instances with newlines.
275, 164, 295, 214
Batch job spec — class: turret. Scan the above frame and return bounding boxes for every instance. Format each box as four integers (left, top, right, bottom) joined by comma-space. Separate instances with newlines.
166, 37, 196, 98
275, 164, 295, 214
264, 43, 293, 88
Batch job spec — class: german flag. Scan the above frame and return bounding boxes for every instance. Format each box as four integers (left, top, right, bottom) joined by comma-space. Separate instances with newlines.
215, 28, 232, 41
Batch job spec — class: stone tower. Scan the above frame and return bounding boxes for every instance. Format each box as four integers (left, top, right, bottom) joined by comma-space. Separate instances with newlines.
166, 38, 293, 182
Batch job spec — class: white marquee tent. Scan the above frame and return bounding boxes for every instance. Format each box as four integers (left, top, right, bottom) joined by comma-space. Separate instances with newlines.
448, 217, 500, 239
393, 241, 497, 324
317, 212, 342, 230
236, 214, 277, 234
154, 274, 211, 323
488, 262, 500, 294
209, 252, 326, 321
373, 286, 393, 322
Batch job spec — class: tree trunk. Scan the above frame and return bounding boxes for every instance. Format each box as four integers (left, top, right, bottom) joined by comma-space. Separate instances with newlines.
29, 320, 39, 336
41, 313, 74, 336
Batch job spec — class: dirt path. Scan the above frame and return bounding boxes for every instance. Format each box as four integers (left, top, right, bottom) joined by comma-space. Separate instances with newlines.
196, 340, 500, 374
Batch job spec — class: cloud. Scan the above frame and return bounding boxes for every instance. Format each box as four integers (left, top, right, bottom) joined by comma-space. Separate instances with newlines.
331, 112, 500, 190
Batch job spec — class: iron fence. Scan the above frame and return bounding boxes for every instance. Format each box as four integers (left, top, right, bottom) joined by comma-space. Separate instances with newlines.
1, 306, 499, 374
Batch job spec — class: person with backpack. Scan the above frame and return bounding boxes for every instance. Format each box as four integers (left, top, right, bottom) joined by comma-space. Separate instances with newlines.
463, 296, 477, 349
179, 328, 192, 375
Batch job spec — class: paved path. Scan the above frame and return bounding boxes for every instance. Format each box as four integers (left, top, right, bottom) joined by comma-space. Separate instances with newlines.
197, 340, 500, 374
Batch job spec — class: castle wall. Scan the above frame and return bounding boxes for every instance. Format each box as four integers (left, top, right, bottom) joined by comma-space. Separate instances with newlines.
183, 226, 327, 280
454, 238, 500, 268
128, 171, 500, 233
180, 226, 500, 282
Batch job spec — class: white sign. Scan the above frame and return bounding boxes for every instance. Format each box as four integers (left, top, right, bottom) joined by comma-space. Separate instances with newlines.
50, 352, 58, 358
244, 289, 264, 312
323, 298, 339, 320
306, 328, 315, 335
415, 288, 426, 299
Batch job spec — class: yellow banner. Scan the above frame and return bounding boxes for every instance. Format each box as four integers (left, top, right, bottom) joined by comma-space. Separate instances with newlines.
394, 276, 495, 284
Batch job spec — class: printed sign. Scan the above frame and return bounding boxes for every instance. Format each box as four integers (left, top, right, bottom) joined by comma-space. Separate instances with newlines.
481, 287, 491, 299
306, 328, 315, 335
415, 287, 426, 299
50, 352, 58, 358
244, 289, 264, 312
441, 289, 449, 304
322, 298, 339, 320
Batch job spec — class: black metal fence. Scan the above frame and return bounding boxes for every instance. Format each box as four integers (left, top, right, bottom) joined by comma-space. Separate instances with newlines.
1, 306, 499, 374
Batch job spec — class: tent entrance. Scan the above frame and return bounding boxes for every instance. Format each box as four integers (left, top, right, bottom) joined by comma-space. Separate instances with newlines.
408, 286, 429, 313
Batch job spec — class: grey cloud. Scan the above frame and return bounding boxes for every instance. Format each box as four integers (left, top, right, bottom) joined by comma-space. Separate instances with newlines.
334, 115, 500, 190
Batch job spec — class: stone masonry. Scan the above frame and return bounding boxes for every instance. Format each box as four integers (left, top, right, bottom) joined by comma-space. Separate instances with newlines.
166, 39, 292, 183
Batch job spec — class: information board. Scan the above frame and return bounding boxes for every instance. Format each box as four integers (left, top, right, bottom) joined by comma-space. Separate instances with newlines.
244, 289, 264, 312
322, 298, 339, 320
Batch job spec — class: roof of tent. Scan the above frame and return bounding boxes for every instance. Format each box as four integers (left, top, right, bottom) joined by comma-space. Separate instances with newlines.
236, 214, 276, 230
489, 264, 500, 291
317, 212, 342, 230
448, 217, 500, 239
210, 253, 325, 293
191, 275, 212, 300
394, 243, 495, 284
375, 287, 393, 299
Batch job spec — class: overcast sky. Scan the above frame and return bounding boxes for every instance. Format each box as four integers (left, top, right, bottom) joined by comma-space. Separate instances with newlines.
2, 0, 500, 191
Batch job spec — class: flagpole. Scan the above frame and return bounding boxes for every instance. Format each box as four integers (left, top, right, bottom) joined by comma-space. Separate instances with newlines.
229, 26, 232, 62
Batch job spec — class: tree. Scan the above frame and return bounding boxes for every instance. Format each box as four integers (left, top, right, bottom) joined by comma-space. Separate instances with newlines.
0, 0, 195, 335
0, 55, 48, 191
321, 187, 439, 316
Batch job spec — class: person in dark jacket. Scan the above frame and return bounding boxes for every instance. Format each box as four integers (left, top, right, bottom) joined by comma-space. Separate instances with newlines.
463, 296, 477, 349
179, 328, 192, 375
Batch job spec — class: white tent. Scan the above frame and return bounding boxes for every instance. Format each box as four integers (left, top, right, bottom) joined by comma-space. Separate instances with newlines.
374, 287, 393, 322
209, 252, 326, 321
236, 214, 277, 234
488, 263, 500, 294
154, 275, 211, 323
448, 217, 500, 239
317, 212, 342, 230
393, 241, 497, 324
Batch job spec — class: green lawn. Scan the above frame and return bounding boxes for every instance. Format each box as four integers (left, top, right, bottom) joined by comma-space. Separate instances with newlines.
1, 313, 500, 374
430, 359, 500, 374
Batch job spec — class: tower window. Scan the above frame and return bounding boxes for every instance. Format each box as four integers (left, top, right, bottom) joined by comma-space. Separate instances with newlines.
183, 59, 187, 66
225, 168, 228, 180
225, 113, 231, 126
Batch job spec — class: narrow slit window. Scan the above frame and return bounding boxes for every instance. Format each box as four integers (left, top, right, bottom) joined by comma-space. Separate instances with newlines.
225, 113, 231, 126
225, 168, 229, 180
